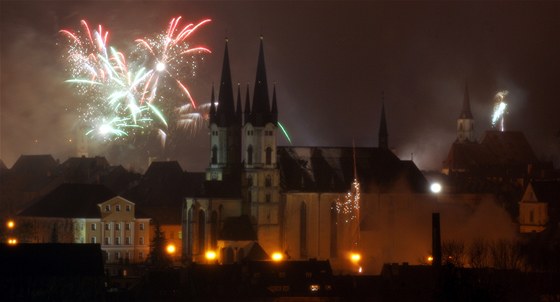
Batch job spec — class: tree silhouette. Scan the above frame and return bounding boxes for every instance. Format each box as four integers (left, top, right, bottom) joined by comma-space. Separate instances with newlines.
146, 222, 171, 267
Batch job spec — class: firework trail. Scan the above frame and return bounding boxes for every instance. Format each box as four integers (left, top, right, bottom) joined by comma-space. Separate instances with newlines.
491, 90, 508, 131
60, 17, 211, 142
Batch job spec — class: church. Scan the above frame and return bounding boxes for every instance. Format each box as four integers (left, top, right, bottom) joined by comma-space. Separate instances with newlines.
182, 38, 431, 273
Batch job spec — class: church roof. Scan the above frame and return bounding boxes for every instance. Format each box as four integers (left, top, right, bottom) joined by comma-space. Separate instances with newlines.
278, 146, 428, 193
443, 130, 538, 175
18, 183, 116, 218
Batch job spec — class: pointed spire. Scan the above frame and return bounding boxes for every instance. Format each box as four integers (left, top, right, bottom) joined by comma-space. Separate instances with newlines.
244, 83, 251, 124
250, 36, 271, 126
271, 84, 278, 124
209, 83, 216, 125
216, 38, 235, 127
378, 92, 388, 149
236, 83, 242, 124
460, 82, 473, 119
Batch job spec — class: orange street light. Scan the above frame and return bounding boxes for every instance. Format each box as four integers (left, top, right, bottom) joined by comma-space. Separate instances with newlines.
427, 255, 434, 263
166, 244, 176, 255
7, 238, 17, 245
350, 252, 361, 263
271, 252, 284, 262
7, 220, 15, 230
205, 250, 217, 261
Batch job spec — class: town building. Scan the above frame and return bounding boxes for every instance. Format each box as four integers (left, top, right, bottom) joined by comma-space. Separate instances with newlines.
518, 180, 560, 233
17, 183, 150, 264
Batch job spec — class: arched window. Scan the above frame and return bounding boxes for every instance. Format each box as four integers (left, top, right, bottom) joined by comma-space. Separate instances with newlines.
198, 210, 205, 254
211, 146, 217, 165
247, 145, 253, 165
266, 147, 272, 165
300, 202, 308, 258
330, 202, 338, 257
187, 207, 194, 256
210, 211, 218, 249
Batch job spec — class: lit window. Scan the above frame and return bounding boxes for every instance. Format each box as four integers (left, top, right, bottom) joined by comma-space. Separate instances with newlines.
125, 223, 131, 231
178, 231, 182, 239
91, 223, 96, 231
115, 223, 121, 231
115, 205, 121, 212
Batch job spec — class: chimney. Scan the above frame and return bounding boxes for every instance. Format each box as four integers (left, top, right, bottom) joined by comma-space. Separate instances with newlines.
432, 213, 442, 267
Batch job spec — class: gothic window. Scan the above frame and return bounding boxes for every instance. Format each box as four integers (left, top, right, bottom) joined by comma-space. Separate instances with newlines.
266, 147, 272, 165
265, 175, 272, 187
198, 210, 206, 254
210, 211, 218, 249
247, 145, 253, 165
300, 202, 308, 258
330, 202, 338, 257
211, 146, 218, 165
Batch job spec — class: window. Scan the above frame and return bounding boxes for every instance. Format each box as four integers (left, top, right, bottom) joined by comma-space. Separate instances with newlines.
105, 237, 110, 245
91, 223, 96, 231
247, 176, 253, 186
139, 223, 144, 230
126, 205, 131, 212
115, 223, 121, 231
139, 252, 144, 260
105, 205, 110, 212
198, 210, 206, 254
125, 252, 130, 260
266, 194, 271, 203
265, 175, 272, 187
266, 147, 272, 165
126, 237, 131, 245
105, 223, 111, 230
178, 231, 182, 239
126, 223, 131, 231
115, 205, 121, 212
300, 202, 308, 258
211, 146, 218, 165
115, 237, 121, 245
116, 252, 121, 260
247, 145, 253, 165
139, 237, 144, 245
91, 237, 96, 244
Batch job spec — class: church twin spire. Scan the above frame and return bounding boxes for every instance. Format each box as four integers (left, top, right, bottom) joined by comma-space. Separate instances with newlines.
209, 37, 277, 128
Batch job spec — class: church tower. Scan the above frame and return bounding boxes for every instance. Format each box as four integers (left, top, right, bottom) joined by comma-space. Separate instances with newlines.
206, 39, 242, 181
241, 37, 281, 254
457, 83, 475, 143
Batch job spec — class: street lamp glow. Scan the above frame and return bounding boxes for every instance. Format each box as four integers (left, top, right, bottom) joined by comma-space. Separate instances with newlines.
7, 220, 15, 229
430, 182, 442, 194
7, 238, 17, 245
271, 252, 284, 262
350, 252, 361, 263
205, 250, 217, 261
166, 244, 176, 254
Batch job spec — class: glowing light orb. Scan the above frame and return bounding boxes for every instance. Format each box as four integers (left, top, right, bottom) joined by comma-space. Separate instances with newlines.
430, 182, 442, 194
166, 244, 176, 254
271, 252, 284, 262
427, 256, 434, 263
205, 250, 217, 261
7, 220, 15, 229
156, 62, 166, 72
99, 124, 111, 135
350, 252, 361, 263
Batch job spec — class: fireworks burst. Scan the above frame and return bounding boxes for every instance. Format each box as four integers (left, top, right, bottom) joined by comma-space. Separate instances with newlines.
60, 17, 211, 142
334, 178, 361, 223
491, 90, 508, 131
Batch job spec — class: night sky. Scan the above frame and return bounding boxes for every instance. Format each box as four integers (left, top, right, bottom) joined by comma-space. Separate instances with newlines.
1, 1, 559, 172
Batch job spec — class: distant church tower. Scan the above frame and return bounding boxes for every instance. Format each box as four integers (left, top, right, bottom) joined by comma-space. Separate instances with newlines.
206, 39, 242, 181
241, 37, 281, 253
378, 94, 388, 149
457, 83, 475, 143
